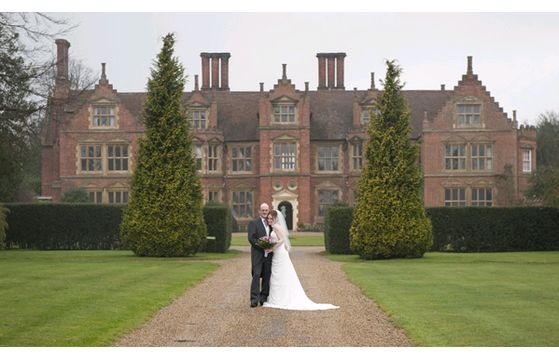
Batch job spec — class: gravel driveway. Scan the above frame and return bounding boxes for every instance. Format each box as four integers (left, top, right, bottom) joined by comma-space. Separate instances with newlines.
114, 246, 412, 346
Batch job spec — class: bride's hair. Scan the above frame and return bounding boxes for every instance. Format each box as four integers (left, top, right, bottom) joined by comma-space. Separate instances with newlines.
269, 209, 278, 224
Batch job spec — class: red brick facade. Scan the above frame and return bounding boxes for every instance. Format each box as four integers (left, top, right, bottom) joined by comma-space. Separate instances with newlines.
41, 41, 536, 230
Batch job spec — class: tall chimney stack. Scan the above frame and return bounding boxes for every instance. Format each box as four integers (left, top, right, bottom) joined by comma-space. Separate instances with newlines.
200, 52, 231, 91
54, 39, 70, 99
336, 53, 346, 89
316, 53, 347, 90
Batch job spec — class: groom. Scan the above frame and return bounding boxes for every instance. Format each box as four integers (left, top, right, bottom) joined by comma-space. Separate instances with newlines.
247, 202, 273, 307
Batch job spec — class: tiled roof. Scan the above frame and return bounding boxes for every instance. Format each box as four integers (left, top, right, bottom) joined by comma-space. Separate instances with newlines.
64, 89, 453, 141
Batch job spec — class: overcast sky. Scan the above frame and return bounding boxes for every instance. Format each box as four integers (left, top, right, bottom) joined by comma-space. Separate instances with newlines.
36, 11, 559, 126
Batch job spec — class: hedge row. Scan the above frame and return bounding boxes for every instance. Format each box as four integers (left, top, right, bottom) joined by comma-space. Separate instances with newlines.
322, 205, 559, 253
426, 207, 559, 252
5, 204, 123, 250
4, 203, 232, 252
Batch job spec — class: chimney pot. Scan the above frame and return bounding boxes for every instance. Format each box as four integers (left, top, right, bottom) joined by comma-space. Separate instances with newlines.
371, 72, 376, 90
260, 82, 264, 92
195, 75, 199, 91
513, 110, 517, 122
305, 82, 309, 92
467, 56, 473, 75
441, 84, 445, 91
282, 64, 287, 80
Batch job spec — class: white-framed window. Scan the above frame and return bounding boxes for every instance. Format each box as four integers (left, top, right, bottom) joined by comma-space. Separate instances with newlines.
361, 109, 371, 125
272, 104, 296, 123
231, 146, 252, 172
107, 144, 129, 172
189, 109, 207, 129
471, 144, 493, 171
88, 191, 103, 204
232, 191, 253, 218
92, 105, 116, 127
444, 144, 466, 170
352, 141, 363, 170
444, 188, 466, 207
456, 104, 481, 127
317, 146, 339, 172
472, 188, 493, 207
193, 144, 203, 171
80, 145, 103, 173
207, 144, 220, 172
318, 190, 339, 217
523, 149, 532, 173
360, 106, 378, 125
108, 190, 128, 204
273, 142, 297, 171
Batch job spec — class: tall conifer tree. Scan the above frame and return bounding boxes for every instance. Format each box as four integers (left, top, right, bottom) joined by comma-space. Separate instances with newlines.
120, 33, 206, 256
350, 60, 432, 259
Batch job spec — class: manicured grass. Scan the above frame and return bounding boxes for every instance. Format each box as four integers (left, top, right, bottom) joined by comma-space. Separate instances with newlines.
231, 232, 325, 246
0, 249, 238, 346
327, 251, 559, 346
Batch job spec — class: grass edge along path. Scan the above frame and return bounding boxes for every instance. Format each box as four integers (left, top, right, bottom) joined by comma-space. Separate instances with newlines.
0, 250, 238, 346
327, 251, 559, 346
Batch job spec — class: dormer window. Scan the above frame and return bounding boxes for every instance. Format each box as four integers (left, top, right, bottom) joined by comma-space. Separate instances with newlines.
456, 104, 481, 127
273, 103, 296, 123
92, 105, 116, 127
189, 108, 208, 129
361, 106, 378, 125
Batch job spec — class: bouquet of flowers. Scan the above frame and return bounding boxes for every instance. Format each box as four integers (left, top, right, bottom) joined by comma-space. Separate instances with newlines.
256, 236, 275, 257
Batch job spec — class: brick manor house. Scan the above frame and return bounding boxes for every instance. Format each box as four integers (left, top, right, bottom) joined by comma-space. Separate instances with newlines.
41, 39, 537, 230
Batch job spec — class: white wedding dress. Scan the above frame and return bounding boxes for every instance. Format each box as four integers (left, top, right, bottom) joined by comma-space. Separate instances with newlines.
262, 229, 339, 311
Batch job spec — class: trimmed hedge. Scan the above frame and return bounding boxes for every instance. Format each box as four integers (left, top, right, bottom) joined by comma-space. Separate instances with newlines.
5, 203, 123, 250
427, 207, 559, 252
4, 203, 232, 252
324, 204, 353, 254
201, 203, 232, 253
323, 206, 559, 253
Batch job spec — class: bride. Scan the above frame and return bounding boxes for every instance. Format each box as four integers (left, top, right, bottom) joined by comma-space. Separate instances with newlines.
262, 209, 339, 311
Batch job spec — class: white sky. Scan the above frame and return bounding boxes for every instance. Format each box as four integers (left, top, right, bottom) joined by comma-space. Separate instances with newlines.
9, 2, 559, 125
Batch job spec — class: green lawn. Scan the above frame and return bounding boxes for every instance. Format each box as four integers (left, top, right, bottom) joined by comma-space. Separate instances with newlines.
0, 249, 238, 346
328, 251, 559, 346
231, 232, 325, 246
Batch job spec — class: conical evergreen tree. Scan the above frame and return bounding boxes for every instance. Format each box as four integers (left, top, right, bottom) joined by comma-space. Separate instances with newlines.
350, 60, 432, 259
120, 33, 207, 256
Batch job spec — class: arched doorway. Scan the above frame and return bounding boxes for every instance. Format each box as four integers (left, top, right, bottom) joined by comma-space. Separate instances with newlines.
278, 201, 293, 230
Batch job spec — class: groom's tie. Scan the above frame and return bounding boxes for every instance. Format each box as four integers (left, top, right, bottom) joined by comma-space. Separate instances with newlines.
262, 218, 269, 236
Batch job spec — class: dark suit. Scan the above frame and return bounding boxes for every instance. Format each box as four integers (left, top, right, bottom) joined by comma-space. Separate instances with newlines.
247, 217, 273, 304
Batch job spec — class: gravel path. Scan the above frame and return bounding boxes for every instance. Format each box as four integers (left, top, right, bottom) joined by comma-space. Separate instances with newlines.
114, 246, 412, 347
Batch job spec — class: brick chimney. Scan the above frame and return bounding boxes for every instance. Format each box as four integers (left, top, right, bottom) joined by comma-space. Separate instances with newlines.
200, 52, 231, 91
54, 39, 70, 99
316, 53, 346, 90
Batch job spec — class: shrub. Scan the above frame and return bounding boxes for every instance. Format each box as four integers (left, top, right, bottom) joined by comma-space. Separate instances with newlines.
324, 204, 353, 254
201, 203, 232, 253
